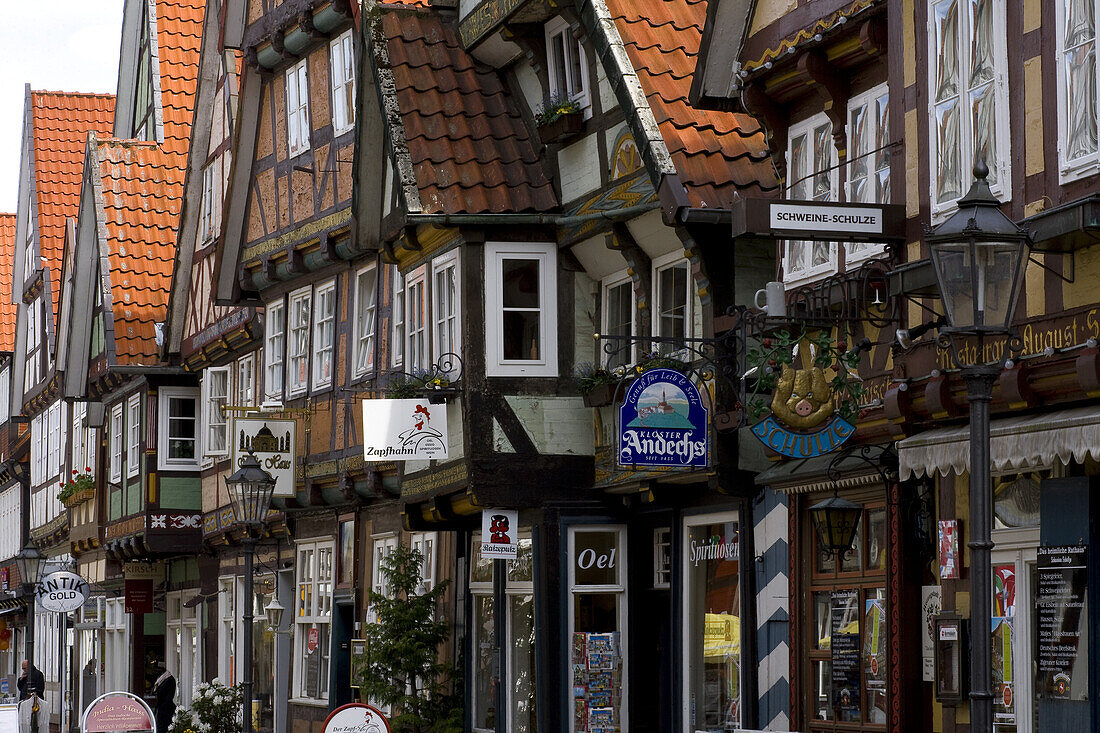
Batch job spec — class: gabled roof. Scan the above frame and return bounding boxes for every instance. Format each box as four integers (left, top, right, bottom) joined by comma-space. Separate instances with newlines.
94, 139, 182, 366
379, 6, 557, 214
0, 214, 16, 352
605, 0, 779, 207
29, 91, 116, 318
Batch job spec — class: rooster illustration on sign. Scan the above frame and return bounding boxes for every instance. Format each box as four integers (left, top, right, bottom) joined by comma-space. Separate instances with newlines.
397, 403, 446, 455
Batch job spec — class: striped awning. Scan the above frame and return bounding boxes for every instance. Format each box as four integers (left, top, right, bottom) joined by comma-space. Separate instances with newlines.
897, 405, 1100, 479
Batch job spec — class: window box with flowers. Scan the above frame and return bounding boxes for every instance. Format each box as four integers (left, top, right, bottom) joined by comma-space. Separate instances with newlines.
57, 468, 95, 507
536, 95, 583, 144
574, 353, 692, 407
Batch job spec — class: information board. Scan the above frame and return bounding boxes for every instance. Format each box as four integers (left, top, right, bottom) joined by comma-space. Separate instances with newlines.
1037, 545, 1088, 699
830, 589, 861, 718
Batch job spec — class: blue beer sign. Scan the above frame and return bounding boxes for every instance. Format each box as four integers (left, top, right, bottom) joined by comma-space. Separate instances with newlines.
618, 368, 709, 468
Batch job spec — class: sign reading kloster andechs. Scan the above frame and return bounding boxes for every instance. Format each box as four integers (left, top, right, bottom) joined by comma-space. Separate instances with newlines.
618, 368, 709, 468
748, 333, 861, 459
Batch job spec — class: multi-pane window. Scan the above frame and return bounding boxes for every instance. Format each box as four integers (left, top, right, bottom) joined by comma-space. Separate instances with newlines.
287, 288, 312, 396
370, 535, 398, 607
110, 404, 123, 482
486, 243, 558, 377
354, 265, 378, 377
199, 164, 216, 244
294, 540, 334, 700
47, 400, 62, 481
127, 394, 141, 477
391, 266, 405, 368
104, 598, 130, 693
218, 577, 240, 685
602, 275, 634, 368
846, 85, 891, 262
265, 300, 286, 400
406, 267, 428, 372
165, 591, 201, 707
432, 253, 460, 369
23, 197, 35, 284
159, 388, 199, 469
330, 30, 356, 135
928, 0, 1007, 210
286, 59, 310, 157
311, 280, 336, 390
545, 16, 588, 110
785, 113, 838, 280
71, 401, 92, 475
237, 355, 254, 407
1059, 0, 1100, 178
410, 532, 437, 595
204, 367, 229, 457
25, 298, 42, 393
653, 255, 690, 352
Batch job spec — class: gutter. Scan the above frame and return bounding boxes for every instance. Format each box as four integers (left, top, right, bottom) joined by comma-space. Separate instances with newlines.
109, 365, 190, 376
402, 201, 661, 229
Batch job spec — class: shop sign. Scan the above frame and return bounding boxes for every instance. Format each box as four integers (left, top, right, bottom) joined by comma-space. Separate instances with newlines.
731, 197, 905, 242
124, 580, 154, 615
830, 589, 861, 717
81, 692, 155, 733
362, 399, 449, 462
36, 571, 90, 613
480, 509, 519, 560
688, 534, 738, 566
617, 368, 708, 468
232, 417, 297, 497
323, 703, 391, 733
746, 333, 860, 459
573, 531, 619, 586
921, 586, 943, 682
1037, 545, 1088, 700
121, 563, 162, 581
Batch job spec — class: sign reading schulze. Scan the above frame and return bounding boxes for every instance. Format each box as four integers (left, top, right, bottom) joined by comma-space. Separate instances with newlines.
769, 202, 884, 235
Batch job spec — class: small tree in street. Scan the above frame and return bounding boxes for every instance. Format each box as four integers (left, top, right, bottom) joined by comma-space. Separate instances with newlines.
358, 544, 461, 733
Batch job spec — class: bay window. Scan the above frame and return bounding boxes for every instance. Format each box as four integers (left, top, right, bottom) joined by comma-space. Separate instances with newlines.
203, 367, 229, 457
354, 264, 377, 378
928, 0, 1008, 211
287, 287, 311, 397
311, 280, 335, 390
264, 300, 285, 401
785, 113, 838, 281
485, 242, 557, 377
294, 539, 334, 701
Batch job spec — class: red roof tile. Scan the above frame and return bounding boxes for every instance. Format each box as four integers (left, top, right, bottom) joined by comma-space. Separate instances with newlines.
157, 0, 204, 162
381, 8, 557, 214
607, 0, 779, 206
0, 214, 15, 352
29, 91, 116, 320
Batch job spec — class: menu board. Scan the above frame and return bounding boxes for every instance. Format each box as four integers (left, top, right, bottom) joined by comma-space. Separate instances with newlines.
572, 632, 622, 732
1037, 545, 1088, 699
831, 589, 861, 718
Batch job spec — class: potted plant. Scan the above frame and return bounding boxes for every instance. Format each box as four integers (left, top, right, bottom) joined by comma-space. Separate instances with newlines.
535, 94, 583, 144
57, 468, 95, 507
574, 362, 622, 407
168, 681, 244, 733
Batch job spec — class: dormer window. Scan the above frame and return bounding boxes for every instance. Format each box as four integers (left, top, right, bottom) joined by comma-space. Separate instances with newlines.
545, 17, 590, 114
286, 58, 311, 157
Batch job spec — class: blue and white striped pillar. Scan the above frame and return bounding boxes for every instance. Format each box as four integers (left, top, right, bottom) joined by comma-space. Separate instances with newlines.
754, 487, 790, 730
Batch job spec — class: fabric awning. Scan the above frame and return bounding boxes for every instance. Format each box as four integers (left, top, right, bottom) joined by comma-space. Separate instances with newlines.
898, 405, 1100, 479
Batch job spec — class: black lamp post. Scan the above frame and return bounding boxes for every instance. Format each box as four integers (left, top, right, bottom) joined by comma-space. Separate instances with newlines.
225, 452, 276, 733
809, 492, 863, 555
926, 160, 1029, 733
16, 543, 42, 733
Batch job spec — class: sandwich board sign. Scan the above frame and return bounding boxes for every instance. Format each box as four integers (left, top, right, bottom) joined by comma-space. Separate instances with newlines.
80, 692, 154, 733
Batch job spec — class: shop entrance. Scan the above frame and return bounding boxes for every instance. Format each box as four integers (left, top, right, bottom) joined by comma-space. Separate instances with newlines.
628, 516, 672, 732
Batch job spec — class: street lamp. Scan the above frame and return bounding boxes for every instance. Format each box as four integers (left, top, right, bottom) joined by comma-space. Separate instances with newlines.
16, 543, 42, 733
809, 492, 863, 555
225, 452, 276, 733
926, 160, 1029, 733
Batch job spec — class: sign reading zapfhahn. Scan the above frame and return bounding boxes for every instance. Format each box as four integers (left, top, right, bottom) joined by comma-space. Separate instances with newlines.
618, 368, 709, 468
37, 571, 91, 614
480, 509, 519, 560
232, 418, 296, 497
362, 399, 449, 461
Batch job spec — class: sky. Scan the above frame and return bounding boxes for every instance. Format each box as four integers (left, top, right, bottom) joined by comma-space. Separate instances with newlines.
0, 1, 125, 211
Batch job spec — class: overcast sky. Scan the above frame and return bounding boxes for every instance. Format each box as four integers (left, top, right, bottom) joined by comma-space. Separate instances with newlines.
0, 1, 125, 211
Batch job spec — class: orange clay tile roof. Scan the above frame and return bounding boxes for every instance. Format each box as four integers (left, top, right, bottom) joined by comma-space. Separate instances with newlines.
606, 0, 779, 206
96, 141, 182, 366
0, 214, 15, 352
29, 92, 116, 320
382, 7, 558, 214
157, 0, 204, 162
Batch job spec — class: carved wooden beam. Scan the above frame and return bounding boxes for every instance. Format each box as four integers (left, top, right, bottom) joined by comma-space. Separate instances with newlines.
741, 81, 789, 182
797, 50, 850, 157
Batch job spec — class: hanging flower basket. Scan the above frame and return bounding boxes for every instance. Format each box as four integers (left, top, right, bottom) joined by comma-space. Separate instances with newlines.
62, 488, 95, 508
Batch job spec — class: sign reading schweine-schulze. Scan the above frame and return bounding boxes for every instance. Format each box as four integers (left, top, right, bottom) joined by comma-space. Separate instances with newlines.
769, 202, 884, 235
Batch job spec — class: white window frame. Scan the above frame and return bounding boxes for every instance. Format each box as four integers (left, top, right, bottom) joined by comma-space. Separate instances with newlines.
265, 300, 286, 401
409, 531, 437, 595
567, 525, 628, 733
104, 598, 130, 693
653, 527, 671, 589
1056, 0, 1100, 182
651, 251, 693, 350
370, 534, 399, 611
845, 83, 891, 265
110, 404, 123, 483
0, 367, 9, 424
927, 0, 1010, 217
126, 394, 141, 478
165, 590, 202, 707
311, 280, 336, 391
405, 266, 428, 373
25, 298, 41, 394
353, 264, 378, 378
391, 266, 405, 368
199, 164, 216, 245
990, 526, 1040, 733
330, 30, 356, 136
293, 538, 335, 702
601, 271, 635, 368
237, 354, 255, 407
47, 401, 62, 482
203, 366, 230, 458
485, 242, 558, 377
545, 16, 591, 116
783, 112, 840, 284
218, 576, 242, 685
158, 387, 200, 470
286, 58, 311, 157
287, 286, 312, 398
431, 251, 461, 372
